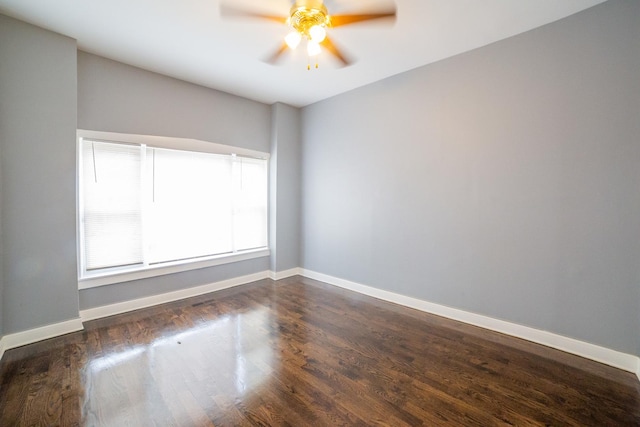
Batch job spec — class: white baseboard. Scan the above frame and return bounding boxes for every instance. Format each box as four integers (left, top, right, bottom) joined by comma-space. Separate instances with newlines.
80, 270, 271, 322
0, 318, 84, 354
270, 267, 302, 281
3, 268, 638, 383
0, 271, 275, 362
300, 269, 640, 376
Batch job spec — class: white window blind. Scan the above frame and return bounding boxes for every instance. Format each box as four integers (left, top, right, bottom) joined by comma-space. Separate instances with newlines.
81, 141, 143, 270
148, 148, 234, 264
233, 157, 269, 251
79, 138, 268, 276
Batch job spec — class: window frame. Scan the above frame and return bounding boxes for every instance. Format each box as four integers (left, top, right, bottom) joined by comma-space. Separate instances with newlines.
76, 129, 270, 290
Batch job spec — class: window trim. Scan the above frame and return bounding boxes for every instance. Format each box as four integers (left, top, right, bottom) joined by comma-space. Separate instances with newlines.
76, 129, 270, 289
78, 248, 270, 289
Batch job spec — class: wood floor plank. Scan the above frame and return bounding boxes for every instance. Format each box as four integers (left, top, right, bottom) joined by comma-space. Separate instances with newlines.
1, 276, 639, 426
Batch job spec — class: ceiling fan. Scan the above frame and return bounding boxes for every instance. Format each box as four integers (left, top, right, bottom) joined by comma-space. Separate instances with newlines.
220, 0, 397, 69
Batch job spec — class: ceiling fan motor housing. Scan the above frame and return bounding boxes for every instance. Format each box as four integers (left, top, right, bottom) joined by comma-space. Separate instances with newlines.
289, 0, 330, 37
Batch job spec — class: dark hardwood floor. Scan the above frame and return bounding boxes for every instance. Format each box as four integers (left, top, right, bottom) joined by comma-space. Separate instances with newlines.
1, 276, 639, 426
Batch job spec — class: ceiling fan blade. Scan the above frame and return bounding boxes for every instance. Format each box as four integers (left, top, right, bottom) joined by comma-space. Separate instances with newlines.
321, 36, 351, 67
219, 4, 288, 25
264, 42, 289, 65
329, 11, 396, 28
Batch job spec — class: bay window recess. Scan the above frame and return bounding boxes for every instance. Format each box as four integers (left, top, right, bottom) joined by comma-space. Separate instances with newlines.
78, 132, 269, 288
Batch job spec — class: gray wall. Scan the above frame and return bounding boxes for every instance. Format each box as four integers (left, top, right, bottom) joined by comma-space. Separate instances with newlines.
0, 15, 79, 333
0, 118, 3, 339
79, 257, 269, 309
270, 103, 302, 272
301, 0, 640, 356
77, 52, 276, 309
78, 52, 271, 153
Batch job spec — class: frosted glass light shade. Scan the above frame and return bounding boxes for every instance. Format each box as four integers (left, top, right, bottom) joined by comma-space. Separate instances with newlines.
307, 40, 321, 56
309, 25, 326, 43
285, 31, 302, 49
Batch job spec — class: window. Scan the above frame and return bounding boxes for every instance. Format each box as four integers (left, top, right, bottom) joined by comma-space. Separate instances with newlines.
77, 131, 269, 288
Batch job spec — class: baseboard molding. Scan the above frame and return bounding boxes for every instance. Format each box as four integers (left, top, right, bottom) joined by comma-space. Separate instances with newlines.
3, 268, 638, 382
270, 267, 303, 281
0, 271, 274, 362
80, 270, 272, 322
0, 318, 84, 354
300, 269, 640, 376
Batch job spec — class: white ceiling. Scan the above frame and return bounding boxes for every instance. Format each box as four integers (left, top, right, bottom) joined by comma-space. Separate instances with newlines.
0, 0, 606, 107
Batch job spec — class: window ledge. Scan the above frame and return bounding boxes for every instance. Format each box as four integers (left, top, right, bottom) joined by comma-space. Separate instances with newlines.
78, 248, 270, 290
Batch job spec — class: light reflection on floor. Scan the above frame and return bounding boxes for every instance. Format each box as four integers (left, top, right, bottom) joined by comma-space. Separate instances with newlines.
84, 306, 275, 425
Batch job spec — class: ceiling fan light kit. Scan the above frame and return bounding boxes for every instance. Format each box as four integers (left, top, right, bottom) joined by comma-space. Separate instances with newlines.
221, 0, 396, 69
287, 1, 328, 69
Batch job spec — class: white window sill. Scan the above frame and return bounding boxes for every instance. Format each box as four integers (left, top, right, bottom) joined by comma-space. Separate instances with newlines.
78, 248, 270, 290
